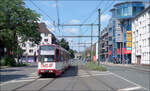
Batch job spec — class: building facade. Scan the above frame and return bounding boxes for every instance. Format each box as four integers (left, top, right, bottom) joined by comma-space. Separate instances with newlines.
100, 28, 109, 62
108, 1, 145, 64
132, 6, 150, 64
20, 23, 57, 62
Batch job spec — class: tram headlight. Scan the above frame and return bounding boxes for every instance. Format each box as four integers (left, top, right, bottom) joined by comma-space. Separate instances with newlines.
41, 70, 44, 72
49, 70, 53, 72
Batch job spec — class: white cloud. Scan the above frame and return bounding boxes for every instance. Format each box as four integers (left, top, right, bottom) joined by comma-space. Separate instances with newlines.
63, 28, 79, 34
101, 14, 111, 23
69, 19, 80, 24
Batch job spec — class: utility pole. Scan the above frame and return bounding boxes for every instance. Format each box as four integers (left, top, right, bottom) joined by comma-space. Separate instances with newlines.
91, 24, 93, 63
98, 8, 101, 65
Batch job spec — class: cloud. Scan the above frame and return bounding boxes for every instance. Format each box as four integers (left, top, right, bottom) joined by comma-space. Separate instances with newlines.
69, 19, 80, 24
63, 28, 79, 34
101, 14, 111, 23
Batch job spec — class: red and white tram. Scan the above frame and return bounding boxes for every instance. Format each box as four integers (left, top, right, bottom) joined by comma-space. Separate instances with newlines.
38, 44, 71, 77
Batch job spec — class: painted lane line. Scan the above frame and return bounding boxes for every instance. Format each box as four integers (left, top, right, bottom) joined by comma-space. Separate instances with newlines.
79, 73, 112, 78
118, 86, 142, 91
109, 71, 148, 90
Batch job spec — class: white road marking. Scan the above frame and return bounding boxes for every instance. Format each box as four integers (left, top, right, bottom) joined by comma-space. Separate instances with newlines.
79, 73, 112, 78
0, 77, 50, 86
118, 86, 142, 91
110, 72, 148, 90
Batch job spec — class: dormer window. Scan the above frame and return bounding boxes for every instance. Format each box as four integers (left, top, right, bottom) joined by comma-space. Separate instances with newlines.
45, 33, 48, 37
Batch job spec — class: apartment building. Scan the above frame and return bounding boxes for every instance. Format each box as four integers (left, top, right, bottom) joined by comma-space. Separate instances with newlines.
108, 1, 145, 64
20, 23, 57, 62
100, 27, 109, 62
132, 6, 150, 64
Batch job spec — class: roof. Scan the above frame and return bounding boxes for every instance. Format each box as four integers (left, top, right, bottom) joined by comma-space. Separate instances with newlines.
38, 23, 52, 34
133, 5, 150, 20
114, 1, 143, 7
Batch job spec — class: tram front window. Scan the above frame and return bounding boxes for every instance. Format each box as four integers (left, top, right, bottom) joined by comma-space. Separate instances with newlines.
40, 55, 54, 62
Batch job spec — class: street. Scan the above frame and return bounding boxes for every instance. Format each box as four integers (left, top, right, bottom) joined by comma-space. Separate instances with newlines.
0, 60, 149, 91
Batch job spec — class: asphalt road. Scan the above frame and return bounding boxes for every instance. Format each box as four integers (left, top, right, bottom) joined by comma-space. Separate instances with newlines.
0, 60, 149, 91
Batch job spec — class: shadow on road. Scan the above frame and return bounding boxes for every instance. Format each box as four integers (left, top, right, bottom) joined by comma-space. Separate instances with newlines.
60, 66, 78, 78
0, 74, 27, 82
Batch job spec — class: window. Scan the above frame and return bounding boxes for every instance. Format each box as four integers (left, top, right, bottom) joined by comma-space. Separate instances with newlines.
148, 24, 150, 32
29, 44, 34, 47
45, 33, 48, 37
29, 49, 33, 53
40, 55, 54, 62
149, 38, 150, 46
109, 37, 112, 41
40, 45, 54, 51
44, 39, 48, 42
22, 44, 26, 47
123, 7, 128, 16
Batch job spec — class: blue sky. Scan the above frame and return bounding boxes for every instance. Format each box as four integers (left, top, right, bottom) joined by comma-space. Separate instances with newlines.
23, 0, 145, 52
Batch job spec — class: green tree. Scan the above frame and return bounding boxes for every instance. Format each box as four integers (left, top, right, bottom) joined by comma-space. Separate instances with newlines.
0, 0, 41, 65
59, 38, 70, 51
69, 49, 75, 58
59, 38, 76, 58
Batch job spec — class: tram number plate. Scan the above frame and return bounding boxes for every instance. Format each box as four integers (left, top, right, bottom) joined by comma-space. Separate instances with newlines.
41, 63, 53, 68
45, 70, 48, 72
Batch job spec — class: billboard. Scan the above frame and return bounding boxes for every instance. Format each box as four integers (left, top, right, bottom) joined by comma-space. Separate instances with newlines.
126, 31, 132, 50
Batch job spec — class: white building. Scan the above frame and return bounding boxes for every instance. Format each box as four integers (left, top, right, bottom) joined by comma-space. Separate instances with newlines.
20, 23, 57, 62
132, 6, 150, 64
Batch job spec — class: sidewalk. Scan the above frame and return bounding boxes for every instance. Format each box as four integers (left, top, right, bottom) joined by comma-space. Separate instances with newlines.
0, 66, 9, 69
101, 62, 150, 72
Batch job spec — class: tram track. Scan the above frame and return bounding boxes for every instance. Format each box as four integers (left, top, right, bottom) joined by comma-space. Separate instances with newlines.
12, 77, 40, 91
12, 76, 56, 91
38, 78, 56, 91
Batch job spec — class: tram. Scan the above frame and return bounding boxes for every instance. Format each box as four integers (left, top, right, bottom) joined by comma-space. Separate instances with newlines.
38, 44, 71, 77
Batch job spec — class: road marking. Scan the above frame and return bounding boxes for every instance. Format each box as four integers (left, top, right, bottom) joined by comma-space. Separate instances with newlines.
110, 72, 148, 90
118, 86, 142, 91
0, 77, 49, 86
79, 73, 112, 78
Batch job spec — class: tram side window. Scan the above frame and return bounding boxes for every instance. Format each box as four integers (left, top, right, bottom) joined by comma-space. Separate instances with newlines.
56, 49, 59, 62
56, 49, 61, 62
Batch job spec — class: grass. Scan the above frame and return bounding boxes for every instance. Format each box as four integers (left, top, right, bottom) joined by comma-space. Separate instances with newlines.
85, 62, 107, 71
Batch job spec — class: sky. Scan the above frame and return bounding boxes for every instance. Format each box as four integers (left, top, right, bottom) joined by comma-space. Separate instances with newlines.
23, 0, 147, 52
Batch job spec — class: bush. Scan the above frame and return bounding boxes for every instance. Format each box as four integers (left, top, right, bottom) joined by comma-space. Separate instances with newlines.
15, 63, 28, 67
85, 62, 107, 71
0, 57, 7, 66
0, 56, 16, 66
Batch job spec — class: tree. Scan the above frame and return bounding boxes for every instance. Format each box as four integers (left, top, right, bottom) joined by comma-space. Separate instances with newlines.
59, 38, 70, 51
0, 0, 41, 64
69, 49, 75, 58
59, 38, 76, 58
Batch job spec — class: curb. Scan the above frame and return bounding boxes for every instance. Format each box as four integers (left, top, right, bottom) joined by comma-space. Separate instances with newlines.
128, 66, 150, 72
103, 63, 150, 72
